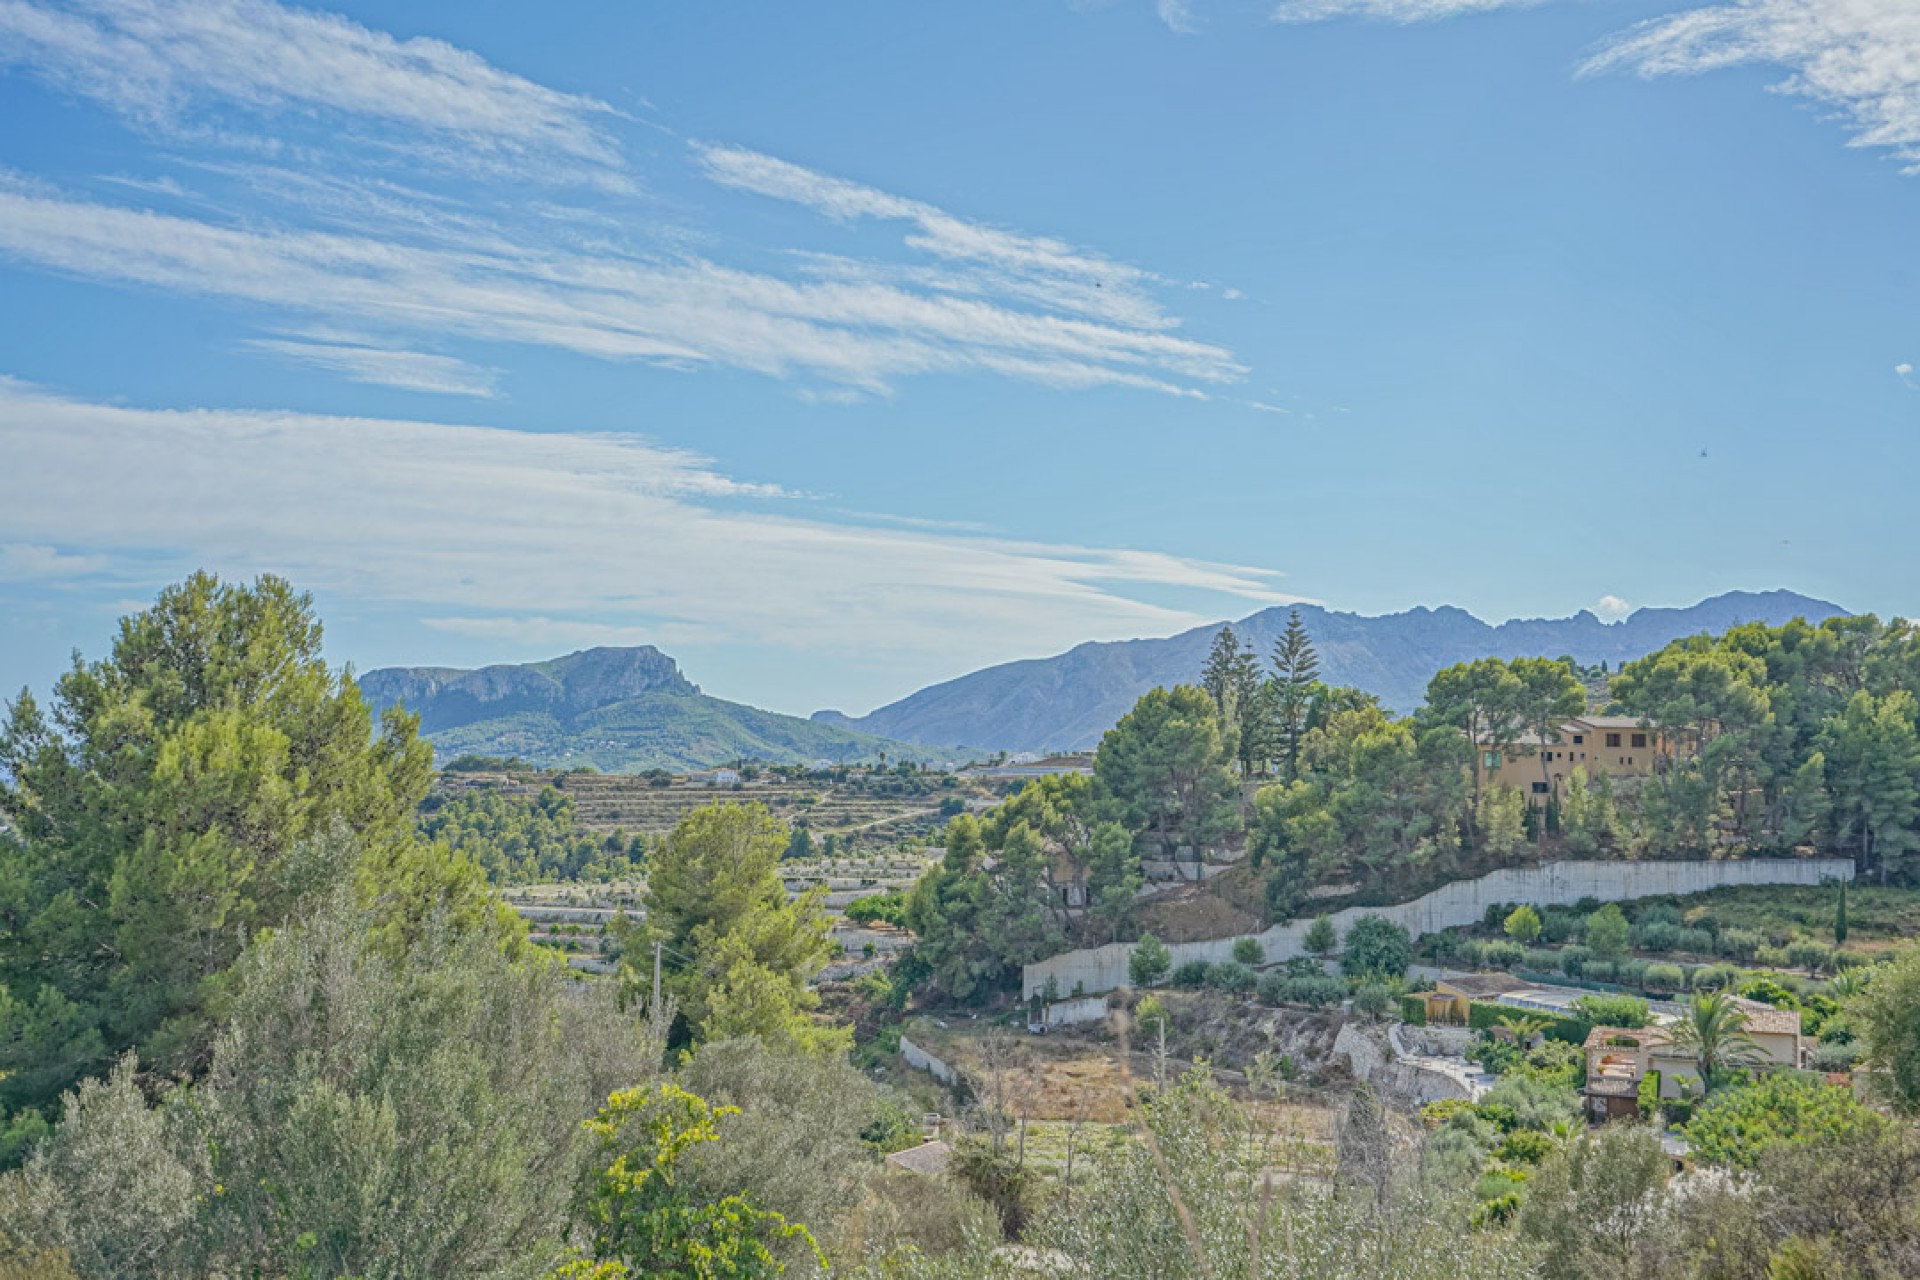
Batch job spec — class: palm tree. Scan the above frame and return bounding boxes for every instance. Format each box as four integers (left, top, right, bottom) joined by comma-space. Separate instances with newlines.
1670, 990, 1765, 1091
1497, 1013, 1550, 1047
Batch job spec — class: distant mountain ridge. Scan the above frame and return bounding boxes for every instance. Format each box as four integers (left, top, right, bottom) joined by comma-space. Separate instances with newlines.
812, 590, 1847, 753
360, 646, 965, 772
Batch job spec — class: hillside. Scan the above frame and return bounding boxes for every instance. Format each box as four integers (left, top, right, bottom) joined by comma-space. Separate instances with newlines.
360, 646, 967, 772
814, 589, 1847, 752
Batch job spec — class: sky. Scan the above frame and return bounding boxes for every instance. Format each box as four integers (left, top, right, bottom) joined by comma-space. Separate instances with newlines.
0, 0, 1916, 718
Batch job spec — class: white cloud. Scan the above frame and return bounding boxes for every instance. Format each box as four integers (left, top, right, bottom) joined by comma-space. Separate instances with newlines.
240, 338, 500, 397
1584, 0, 1920, 171
1157, 0, 1199, 34
1899, 361, 1916, 388
0, 179, 1240, 395
1273, 0, 1545, 23
694, 144, 1181, 332
1596, 594, 1632, 620
0, 542, 104, 581
0, 379, 1300, 681
0, 0, 626, 187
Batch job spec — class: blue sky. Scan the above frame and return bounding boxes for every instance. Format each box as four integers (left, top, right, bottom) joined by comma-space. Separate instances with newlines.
0, 0, 1915, 717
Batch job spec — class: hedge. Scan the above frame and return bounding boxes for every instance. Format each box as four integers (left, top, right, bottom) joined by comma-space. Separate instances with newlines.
1467, 1001, 1591, 1046
1400, 994, 1428, 1026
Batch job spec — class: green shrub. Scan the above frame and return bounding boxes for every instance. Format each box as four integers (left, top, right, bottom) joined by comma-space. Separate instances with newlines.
1170, 960, 1212, 988
1257, 971, 1289, 1006
1206, 961, 1256, 995
1569, 994, 1650, 1028
1286, 975, 1347, 1008
1586, 904, 1631, 960
1354, 983, 1392, 1018
1400, 994, 1429, 1025
1755, 945, 1791, 969
1341, 915, 1413, 980
1642, 962, 1686, 993
1283, 955, 1324, 978
1231, 937, 1265, 967
1482, 940, 1525, 969
1522, 949, 1559, 973
1558, 945, 1592, 978
1614, 959, 1648, 988
1716, 927, 1762, 960
1698, 964, 1742, 992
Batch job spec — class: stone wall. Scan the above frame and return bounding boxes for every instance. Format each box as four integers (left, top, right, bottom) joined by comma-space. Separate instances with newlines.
1024, 857, 1854, 999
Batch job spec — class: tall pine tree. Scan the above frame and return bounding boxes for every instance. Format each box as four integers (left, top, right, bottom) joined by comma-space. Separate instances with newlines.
1270, 609, 1321, 779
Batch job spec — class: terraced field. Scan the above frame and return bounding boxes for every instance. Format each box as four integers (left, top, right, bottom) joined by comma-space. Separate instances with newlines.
439, 767, 992, 848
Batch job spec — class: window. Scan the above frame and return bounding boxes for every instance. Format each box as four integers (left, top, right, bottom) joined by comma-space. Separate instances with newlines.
1631, 733, 1648, 749
1606, 733, 1622, 748
1484, 751, 1502, 769
1531, 781, 1550, 795
1572, 733, 1585, 745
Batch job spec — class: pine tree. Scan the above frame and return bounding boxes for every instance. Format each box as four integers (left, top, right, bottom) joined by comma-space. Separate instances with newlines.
1835, 877, 1849, 947
1270, 609, 1321, 779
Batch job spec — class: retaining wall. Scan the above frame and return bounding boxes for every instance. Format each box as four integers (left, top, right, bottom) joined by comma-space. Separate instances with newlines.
899, 1034, 959, 1085
1023, 857, 1853, 999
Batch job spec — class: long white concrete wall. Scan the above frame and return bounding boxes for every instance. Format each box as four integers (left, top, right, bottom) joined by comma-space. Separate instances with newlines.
1023, 857, 1854, 999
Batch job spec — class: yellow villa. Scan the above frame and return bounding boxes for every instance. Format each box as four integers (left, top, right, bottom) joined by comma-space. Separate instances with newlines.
1475, 714, 1663, 806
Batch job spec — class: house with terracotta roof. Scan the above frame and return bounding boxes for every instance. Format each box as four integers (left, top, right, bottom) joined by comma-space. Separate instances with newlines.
1582, 996, 1805, 1122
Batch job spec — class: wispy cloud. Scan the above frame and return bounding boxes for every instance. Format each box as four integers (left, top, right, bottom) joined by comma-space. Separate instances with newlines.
0, 0, 626, 187
1272, 0, 1546, 23
1584, 0, 1920, 171
240, 338, 501, 397
0, 541, 105, 581
694, 143, 1184, 333
1156, 0, 1199, 34
0, 176, 1238, 395
1595, 593, 1632, 620
1898, 361, 1916, 389
0, 379, 1299, 680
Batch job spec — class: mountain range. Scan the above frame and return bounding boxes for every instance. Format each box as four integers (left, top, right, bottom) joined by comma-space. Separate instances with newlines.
358, 647, 963, 772
811, 589, 1847, 753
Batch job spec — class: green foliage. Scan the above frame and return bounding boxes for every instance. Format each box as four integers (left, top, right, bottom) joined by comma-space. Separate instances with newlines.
1341, 914, 1412, 980
564, 1083, 818, 1280
1671, 990, 1767, 1090
1586, 903, 1631, 961
674, 1038, 885, 1256
421, 784, 644, 884
0, 573, 442, 1138
1270, 609, 1322, 780
1852, 942, 1920, 1113
1205, 961, 1256, 994
1571, 994, 1651, 1028
1255, 702, 1470, 893
1468, 1001, 1590, 1046
1128, 933, 1173, 988
1170, 960, 1213, 988
1, 892, 655, 1279
1504, 904, 1542, 945
1095, 685, 1243, 858
1685, 1072, 1885, 1169
1353, 982, 1392, 1018
627, 803, 843, 1054
1230, 936, 1264, 967
1304, 913, 1339, 956
1400, 993, 1428, 1025
842, 891, 908, 928
1020, 1067, 1538, 1280
1518, 1125, 1672, 1278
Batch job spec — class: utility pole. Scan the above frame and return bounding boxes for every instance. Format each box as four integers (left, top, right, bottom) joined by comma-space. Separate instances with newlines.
652, 941, 663, 1014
